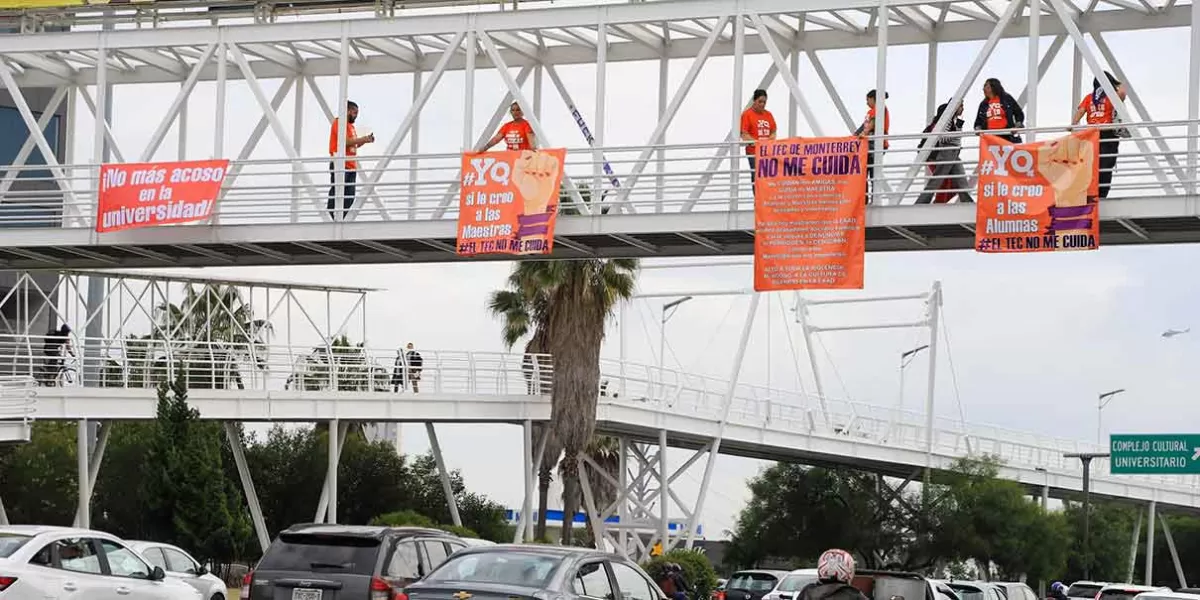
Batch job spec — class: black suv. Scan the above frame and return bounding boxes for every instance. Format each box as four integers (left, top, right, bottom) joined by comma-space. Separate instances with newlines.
241, 524, 466, 600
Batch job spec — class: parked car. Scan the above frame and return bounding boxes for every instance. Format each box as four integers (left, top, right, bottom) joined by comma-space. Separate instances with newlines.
405, 544, 665, 600
726, 570, 792, 600
1135, 592, 1200, 600
242, 524, 466, 600
854, 570, 945, 600
1068, 582, 1110, 600
764, 569, 820, 600
1096, 584, 1171, 600
994, 581, 1040, 600
0, 525, 201, 599
128, 540, 228, 600
944, 581, 1008, 600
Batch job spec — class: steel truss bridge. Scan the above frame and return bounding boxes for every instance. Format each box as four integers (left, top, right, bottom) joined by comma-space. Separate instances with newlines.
0, 271, 1196, 571
0, 0, 1199, 267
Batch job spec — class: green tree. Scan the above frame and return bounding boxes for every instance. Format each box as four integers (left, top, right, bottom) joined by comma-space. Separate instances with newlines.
935, 457, 1069, 582
1062, 500, 1139, 582
141, 374, 253, 567
725, 463, 920, 570
0, 421, 79, 525
488, 247, 638, 545
93, 422, 157, 538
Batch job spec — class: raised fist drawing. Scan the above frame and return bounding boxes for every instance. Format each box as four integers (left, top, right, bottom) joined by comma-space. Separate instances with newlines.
512, 150, 560, 216
1037, 133, 1095, 209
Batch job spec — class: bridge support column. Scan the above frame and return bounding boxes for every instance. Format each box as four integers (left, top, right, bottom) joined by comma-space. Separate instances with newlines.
226, 423, 271, 553
315, 420, 349, 523
1126, 511, 1143, 583
426, 423, 461, 527
1145, 500, 1156, 585
73, 422, 111, 527
327, 419, 340, 524
686, 293, 760, 549
0, 491, 8, 526
1161, 512, 1188, 589
76, 419, 90, 529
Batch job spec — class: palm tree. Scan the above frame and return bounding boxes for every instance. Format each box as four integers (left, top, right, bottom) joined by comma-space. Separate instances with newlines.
152, 284, 272, 390
560, 435, 621, 546
489, 183, 637, 545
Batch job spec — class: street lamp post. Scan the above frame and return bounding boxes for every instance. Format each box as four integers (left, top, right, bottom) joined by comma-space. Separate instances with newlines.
1097, 388, 1127, 445
659, 296, 693, 373
891, 344, 930, 439
1065, 451, 1111, 580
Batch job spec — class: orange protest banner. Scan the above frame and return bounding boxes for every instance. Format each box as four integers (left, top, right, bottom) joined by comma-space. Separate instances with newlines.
456, 149, 566, 256
975, 129, 1100, 253
753, 136, 868, 291
96, 159, 228, 233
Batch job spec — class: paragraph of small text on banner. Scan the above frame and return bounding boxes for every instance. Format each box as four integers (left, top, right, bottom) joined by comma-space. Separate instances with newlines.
753, 137, 868, 291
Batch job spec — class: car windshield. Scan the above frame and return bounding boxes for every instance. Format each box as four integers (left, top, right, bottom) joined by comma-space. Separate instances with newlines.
729, 574, 780, 592
779, 575, 818, 592
255, 533, 381, 576
949, 585, 985, 600
0, 534, 31, 558
424, 551, 562, 587
1068, 586, 1103, 599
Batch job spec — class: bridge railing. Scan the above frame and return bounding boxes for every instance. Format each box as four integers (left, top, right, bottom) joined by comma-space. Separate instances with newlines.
0, 375, 36, 426
598, 359, 1200, 492
1, 119, 1195, 231
0, 334, 551, 397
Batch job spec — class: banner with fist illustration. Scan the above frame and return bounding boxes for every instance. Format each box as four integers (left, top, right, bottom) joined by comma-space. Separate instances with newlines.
456, 149, 566, 256
975, 129, 1100, 253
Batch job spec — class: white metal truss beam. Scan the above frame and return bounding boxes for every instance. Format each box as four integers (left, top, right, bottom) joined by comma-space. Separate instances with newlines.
0, 2, 1185, 87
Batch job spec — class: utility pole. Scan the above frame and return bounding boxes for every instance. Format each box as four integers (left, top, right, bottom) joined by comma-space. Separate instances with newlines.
1065, 451, 1110, 580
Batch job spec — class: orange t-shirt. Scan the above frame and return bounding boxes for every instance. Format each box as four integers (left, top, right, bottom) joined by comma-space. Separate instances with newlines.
985, 99, 1008, 131
865, 107, 891, 148
499, 120, 534, 151
1078, 95, 1115, 125
740, 108, 776, 155
328, 118, 358, 170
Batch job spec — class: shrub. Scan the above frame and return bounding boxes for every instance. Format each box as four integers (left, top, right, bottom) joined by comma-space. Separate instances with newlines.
370, 510, 435, 527
644, 549, 720, 600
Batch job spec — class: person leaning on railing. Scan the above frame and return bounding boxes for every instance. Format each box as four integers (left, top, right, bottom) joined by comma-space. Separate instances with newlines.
974, 77, 1025, 143
1072, 71, 1129, 199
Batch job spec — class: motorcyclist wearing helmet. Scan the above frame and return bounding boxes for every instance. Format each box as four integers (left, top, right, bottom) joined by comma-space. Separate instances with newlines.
797, 549, 868, 600
1048, 583, 1069, 600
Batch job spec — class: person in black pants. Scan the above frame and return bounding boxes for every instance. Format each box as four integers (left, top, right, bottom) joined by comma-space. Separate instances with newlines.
327, 101, 374, 220
1073, 71, 1127, 198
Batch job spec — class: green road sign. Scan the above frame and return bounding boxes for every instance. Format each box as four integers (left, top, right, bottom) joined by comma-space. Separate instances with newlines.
1110, 434, 1200, 475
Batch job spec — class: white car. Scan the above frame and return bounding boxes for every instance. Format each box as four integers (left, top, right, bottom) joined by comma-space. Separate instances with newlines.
763, 569, 819, 600
127, 540, 228, 600
0, 525, 202, 600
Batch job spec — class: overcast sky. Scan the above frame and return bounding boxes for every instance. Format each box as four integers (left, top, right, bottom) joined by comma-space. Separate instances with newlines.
51, 8, 1200, 537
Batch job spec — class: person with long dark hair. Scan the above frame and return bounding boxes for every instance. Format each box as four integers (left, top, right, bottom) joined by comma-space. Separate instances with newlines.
974, 78, 1025, 142
917, 101, 973, 204
1073, 71, 1128, 198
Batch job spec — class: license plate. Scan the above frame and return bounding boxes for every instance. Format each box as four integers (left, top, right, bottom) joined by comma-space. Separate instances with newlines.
293, 589, 322, 600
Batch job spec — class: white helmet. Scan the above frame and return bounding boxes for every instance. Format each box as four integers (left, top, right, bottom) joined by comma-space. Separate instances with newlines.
816, 548, 856, 584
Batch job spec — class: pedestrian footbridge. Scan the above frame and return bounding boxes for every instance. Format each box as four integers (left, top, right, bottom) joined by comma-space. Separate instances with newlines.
12, 338, 1200, 512
2, 124, 1200, 269
0, 376, 34, 443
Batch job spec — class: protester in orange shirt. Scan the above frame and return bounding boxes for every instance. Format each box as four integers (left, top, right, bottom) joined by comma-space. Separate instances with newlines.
973, 78, 1024, 143
1073, 71, 1127, 198
856, 89, 890, 204
480, 102, 537, 152
740, 89, 777, 194
328, 101, 374, 221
